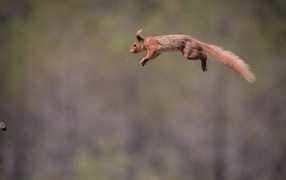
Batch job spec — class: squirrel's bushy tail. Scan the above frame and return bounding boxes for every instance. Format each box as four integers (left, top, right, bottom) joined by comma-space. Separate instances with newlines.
201, 43, 255, 83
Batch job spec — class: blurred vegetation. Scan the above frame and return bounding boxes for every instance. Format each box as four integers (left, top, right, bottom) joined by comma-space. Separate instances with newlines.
0, 0, 286, 180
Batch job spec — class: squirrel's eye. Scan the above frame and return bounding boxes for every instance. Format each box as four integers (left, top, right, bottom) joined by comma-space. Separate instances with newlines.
133, 44, 136, 47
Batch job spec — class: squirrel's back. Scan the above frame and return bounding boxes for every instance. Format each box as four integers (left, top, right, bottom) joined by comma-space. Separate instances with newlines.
150, 35, 194, 52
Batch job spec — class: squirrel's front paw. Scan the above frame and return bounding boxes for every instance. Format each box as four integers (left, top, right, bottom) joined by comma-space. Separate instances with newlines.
140, 61, 146, 67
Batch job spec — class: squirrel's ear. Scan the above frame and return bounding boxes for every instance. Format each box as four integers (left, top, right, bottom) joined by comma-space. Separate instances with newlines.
136, 29, 144, 42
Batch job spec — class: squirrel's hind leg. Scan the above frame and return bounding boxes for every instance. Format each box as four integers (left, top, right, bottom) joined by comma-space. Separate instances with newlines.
182, 48, 207, 71
201, 57, 207, 72
182, 42, 208, 72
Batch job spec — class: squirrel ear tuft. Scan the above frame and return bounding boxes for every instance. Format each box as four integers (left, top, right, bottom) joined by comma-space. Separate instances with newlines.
136, 29, 143, 36
136, 29, 144, 42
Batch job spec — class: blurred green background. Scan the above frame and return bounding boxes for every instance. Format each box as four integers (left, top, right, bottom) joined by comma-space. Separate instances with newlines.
0, 0, 286, 179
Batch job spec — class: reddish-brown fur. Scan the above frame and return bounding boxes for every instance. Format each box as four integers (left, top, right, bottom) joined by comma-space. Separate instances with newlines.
130, 29, 255, 82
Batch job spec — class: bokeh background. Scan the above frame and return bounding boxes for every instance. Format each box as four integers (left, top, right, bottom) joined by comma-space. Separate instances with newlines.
0, 0, 286, 179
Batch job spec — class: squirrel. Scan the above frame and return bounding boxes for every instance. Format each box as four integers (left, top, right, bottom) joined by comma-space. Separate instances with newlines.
130, 29, 255, 82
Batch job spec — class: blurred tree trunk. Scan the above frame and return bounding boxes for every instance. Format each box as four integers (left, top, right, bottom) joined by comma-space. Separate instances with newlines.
273, 147, 286, 180
0, 1, 31, 179
58, 84, 79, 180
5, 91, 38, 180
212, 71, 228, 180
213, 110, 226, 180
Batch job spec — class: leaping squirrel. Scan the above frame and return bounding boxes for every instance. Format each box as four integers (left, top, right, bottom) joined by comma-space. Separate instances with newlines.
130, 29, 255, 82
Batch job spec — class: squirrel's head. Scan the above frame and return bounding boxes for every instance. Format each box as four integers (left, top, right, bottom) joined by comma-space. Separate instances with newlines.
130, 29, 145, 54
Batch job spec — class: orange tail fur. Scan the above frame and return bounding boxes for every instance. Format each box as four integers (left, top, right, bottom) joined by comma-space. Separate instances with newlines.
201, 43, 255, 82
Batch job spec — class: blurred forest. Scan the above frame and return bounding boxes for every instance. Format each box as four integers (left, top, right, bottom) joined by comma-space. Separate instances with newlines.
0, 0, 286, 179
